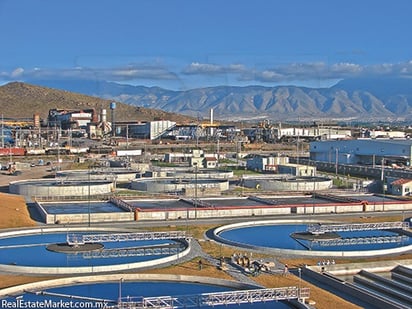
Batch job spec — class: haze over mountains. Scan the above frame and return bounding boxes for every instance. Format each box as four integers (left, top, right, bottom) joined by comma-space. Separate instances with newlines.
16, 77, 412, 122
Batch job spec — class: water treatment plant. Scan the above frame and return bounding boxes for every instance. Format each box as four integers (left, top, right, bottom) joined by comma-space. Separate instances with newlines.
1, 140, 412, 308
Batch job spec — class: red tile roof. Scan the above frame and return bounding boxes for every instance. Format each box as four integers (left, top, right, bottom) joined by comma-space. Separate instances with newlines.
204, 157, 217, 161
391, 178, 412, 186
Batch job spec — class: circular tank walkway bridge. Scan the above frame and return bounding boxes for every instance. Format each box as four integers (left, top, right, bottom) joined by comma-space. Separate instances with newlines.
66, 231, 188, 246
307, 221, 410, 234
29, 286, 310, 309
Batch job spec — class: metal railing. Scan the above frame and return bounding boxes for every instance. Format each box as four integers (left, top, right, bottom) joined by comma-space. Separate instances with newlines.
308, 221, 410, 234
108, 286, 310, 308
66, 231, 187, 246
312, 235, 409, 247
81, 243, 184, 259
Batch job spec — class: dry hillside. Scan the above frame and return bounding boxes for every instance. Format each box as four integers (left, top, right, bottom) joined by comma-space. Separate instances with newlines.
0, 82, 193, 123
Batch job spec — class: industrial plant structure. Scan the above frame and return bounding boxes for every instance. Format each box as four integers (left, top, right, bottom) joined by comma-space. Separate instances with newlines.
310, 139, 412, 167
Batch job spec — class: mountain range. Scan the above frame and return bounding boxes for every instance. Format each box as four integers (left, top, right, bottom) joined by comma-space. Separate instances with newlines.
0, 82, 192, 123
9, 77, 412, 122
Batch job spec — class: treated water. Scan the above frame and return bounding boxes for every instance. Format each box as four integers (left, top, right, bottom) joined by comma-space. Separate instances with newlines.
42, 202, 125, 214
4, 282, 291, 308
219, 224, 412, 251
0, 233, 181, 267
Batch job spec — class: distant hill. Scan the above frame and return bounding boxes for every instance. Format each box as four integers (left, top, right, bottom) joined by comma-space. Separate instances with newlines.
24, 77, 412, 122
0, 82, 193, 123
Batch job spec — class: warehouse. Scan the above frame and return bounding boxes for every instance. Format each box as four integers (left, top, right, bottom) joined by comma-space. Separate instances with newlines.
310, 139, 412, 167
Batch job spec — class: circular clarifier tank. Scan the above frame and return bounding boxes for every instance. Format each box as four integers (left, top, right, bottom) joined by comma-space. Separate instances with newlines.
9, 179, 114, 197
210, 220, 412, 258
130, 177, 229, 193
0, 228, 190, 274
1, 274, 291, 309
57, 168, 139, 183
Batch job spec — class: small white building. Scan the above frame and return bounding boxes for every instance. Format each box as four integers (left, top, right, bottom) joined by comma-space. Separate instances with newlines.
204, 157, 217, 169
164, 152, 192, 163
277, 164, 316, 177
246, 155, 289, 172
389, 178, 412, 196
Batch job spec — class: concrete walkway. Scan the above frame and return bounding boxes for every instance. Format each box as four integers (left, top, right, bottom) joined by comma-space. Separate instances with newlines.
143, 237, 263, 288
189, 239, 264, 288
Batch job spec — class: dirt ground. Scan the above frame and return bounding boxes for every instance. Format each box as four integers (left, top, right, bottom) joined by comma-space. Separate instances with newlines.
0, 164, 56, 227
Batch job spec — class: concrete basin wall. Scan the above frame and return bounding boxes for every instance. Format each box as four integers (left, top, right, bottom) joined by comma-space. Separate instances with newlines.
0, 227, 191, 275
167, 170, 234, 179
10, 179, 114, 198
296, 201, 412, 215
131, 178, 229, 193
243, 178, 332, 191
34, 200, 135, 224
146, 167, 233, 179
210, 219, 412, 258
0, 273, 261, 298
57, 169, 139, 183
45, 211, 135, 224
307, 259, 412, 276
135, 200, 412, 221
136, 206, 291, 221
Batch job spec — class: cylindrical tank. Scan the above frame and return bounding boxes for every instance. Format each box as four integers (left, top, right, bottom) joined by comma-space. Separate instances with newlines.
101, 109, 107, 122
33, 114, 40, 128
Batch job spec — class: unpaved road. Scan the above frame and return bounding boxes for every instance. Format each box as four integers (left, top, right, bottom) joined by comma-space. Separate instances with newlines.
0, 164, 69, 193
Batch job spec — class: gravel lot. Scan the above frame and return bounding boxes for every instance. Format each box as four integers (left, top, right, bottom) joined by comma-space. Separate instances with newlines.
0, 163, 70, 193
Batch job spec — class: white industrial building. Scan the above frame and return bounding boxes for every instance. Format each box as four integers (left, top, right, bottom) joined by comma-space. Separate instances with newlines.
246, 155, 289, 172
310, 139, 412, 167
48, 108, 96, 130
129, 120, 176, 140
277, 164, 316, 176
275, 126, 352, 140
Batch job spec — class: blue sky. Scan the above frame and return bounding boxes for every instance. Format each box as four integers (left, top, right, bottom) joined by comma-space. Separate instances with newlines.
1, 0, 412, 90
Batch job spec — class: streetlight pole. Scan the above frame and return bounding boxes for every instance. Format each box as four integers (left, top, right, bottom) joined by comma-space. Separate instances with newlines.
118, 278, 123, 306
381, 158, 385, 211
298, 267, 302, 301
335, 148, 339, 176
194, 163, 198, 219
88, 164, 91, 227
1, 114, 4, 148
216, 136, 220, 168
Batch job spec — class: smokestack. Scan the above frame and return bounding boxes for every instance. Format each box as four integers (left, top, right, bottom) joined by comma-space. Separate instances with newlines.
110, 102, 116, 137
101, 109, 107, 123
210, 108, 214, 125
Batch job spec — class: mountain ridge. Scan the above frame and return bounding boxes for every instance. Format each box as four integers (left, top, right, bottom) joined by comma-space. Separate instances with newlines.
11, 77, 412, 121
0, 82, 193, 123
